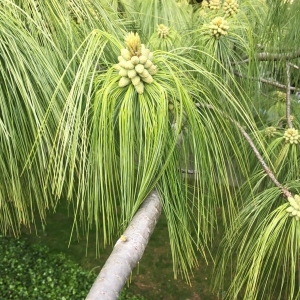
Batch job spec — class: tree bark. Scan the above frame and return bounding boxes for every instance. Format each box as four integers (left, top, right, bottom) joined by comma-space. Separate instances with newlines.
85, 190, 162, 300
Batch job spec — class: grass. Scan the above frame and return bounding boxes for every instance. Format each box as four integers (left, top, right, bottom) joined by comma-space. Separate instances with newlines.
21, 200, 224, 300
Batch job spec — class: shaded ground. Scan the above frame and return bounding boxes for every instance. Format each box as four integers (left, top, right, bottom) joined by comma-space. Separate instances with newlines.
22, 202, 224, 300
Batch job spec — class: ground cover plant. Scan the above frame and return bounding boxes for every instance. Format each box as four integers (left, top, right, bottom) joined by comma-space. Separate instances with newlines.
1, 0, 300, 299
0, 235, 96, 299
0, 235, 146, 300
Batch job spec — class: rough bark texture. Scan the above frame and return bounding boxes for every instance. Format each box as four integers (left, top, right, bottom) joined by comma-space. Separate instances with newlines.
85, 190, 162, 300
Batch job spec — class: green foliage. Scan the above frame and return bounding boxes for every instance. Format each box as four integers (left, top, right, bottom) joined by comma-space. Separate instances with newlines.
0, 236, 145, 300
0, 236, 96, 299
119, 288, 146, 300
1, 0, 300, 298
213, 183, 300, 299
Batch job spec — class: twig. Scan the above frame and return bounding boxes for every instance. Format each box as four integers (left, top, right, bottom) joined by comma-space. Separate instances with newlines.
286, 63, 292, 128
257, 51, 300, 61
196, 103, 292, 198
234, 71, 300, 91
181, 168, 198, 174
286, 63, 299, 128
233, 50, 300, 65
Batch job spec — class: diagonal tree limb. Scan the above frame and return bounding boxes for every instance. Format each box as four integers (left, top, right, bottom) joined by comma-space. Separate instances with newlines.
85, 190, 162, 300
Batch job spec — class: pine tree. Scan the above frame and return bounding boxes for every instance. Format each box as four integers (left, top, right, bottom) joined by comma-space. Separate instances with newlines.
1, 0, 300, 299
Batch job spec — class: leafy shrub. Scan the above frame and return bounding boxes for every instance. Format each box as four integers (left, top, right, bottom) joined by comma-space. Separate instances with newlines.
0, 236, 145, 300
119, 288, 146, 300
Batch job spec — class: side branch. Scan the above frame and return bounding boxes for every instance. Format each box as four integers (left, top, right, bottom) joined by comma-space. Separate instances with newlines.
196, 103, 292, 198
257, 51, 300, 61
235, 50, 300, 64
286, 63, 292, 128
231, 120, 291, 197
286, 63, 299, 128
86, 190, 162, 300
234, 71, 299, 91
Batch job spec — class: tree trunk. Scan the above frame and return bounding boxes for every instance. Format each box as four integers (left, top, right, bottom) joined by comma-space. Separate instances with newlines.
85, 190, 162, 300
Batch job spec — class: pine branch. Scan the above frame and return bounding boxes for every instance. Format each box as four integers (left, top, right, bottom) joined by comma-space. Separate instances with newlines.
286, 63, 299, 128
195, 103, 293, 198
234, 50, 300, 64
234, 71, 300, 91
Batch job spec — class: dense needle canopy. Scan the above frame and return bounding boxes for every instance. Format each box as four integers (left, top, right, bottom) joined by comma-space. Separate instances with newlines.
1, 0, 300, 298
